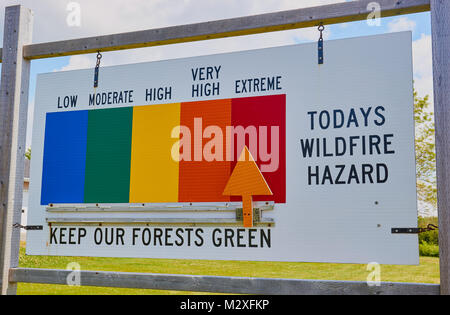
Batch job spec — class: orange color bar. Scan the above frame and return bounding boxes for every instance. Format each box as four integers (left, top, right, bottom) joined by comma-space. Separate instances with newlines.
179, 99, 232, 202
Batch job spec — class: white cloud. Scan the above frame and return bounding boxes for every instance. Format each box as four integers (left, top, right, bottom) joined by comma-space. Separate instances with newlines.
3, 0, 333, 71
26, 98, 34, 148
412, 34, 433, 100
388, 17, 416, 33
1, 0, 343, 71
0, 0, 344, 42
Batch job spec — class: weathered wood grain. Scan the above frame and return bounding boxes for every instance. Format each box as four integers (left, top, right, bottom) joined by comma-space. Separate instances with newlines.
9, 268, 440, 295
0, 5, 33, 295
431, 0, 450, 296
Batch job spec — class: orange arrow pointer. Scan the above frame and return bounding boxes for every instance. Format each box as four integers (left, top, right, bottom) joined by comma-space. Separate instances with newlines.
223, 146, 273, 228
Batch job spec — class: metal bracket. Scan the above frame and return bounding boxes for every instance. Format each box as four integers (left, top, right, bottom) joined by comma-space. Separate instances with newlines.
46, 201, 275, 213
318, 23, 324, 64
235, 208, 261, 223
391, 228, 420, 234
392, 224, 438, 234
13, 224, 43, 231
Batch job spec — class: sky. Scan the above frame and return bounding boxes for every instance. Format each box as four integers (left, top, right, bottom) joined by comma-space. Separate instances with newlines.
0, 0, 433, 148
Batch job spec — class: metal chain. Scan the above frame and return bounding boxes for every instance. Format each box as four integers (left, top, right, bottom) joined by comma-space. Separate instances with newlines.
94, 51, 102, 88
13, 223, 43, 231
418, 224, 438, 234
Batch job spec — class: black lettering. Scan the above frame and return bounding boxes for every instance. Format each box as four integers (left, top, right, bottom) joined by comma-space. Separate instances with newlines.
334, 109, 345, 128
68, 228, 76, 245
349, 136, 360, 155
348, 164, 360, 184
308, 111, 317, 130
369, 135, 382, 154
105, 228, 114, 245
50, 227, 58, 244
384, 134, 395, 154
323, 139, 333, 157
300, 139, 314, 158
237, 229, 246, 248
261, 229, 271, 248
335, 165, 346, 184
94, 228, 102, 245
374, 106, 386, 126
175, 228, 184, 246
225, 229, 235, 247
308, 166, 320, 185
235, 80, 241, 94
165, 228, 173, 246
360, 107, 372, 126
154, 228, 163, 246
347, 109, 359, 128
185, 228, 193, 246
362, 164, 374, 184
116, 228, 125, 246
319, 111, 331, 129
78, 228, 86, 245
377, 163, 389, 183
212, 229, 222, 247
267, 77, 275, 90
248, 229, 258, 248
132, 228, 140, 246
142, 228, 151, 246
59, 228, 67, 245
321, 165, 334, 185
276, 76, 282, 90
191, 68, 199, 81
335, 137, 346, 156
195, 228, 204, 247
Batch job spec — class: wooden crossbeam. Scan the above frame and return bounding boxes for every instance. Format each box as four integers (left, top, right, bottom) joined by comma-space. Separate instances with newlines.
0, 0, 431, 62
9, 268, 440, 295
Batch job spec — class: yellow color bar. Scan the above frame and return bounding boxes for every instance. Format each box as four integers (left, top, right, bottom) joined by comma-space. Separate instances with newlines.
129, 103, 181, 203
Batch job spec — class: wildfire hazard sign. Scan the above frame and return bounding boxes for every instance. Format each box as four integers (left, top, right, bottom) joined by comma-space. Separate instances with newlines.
27, 32, 419, 264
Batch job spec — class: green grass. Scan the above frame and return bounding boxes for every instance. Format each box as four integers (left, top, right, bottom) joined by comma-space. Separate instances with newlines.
17, 248, 439, 295
419, 243, 440, 257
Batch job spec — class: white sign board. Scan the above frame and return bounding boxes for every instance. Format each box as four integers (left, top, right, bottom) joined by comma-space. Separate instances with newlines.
27, 32, 418, 264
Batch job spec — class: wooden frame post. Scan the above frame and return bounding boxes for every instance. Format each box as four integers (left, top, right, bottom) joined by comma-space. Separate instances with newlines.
431, 0, 450, 296
0, 0, 448, 295
0, 5, 33, 295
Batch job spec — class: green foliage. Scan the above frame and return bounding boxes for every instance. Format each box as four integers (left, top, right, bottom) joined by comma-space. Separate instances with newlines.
418, 216, 439, 257
25, 147, 31, 160
418, 216, 439, 246
419, 243, 439, 258
414, 90, 437, 214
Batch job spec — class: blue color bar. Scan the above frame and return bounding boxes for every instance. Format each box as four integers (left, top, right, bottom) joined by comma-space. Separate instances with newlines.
41, 110, 88, 205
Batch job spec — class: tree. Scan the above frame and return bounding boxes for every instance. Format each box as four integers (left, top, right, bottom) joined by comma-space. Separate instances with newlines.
414, 89, 437, 216
25, 147, 31, 160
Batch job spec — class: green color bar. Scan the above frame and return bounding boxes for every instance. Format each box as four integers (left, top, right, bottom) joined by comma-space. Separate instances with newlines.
84, 107, 133, 203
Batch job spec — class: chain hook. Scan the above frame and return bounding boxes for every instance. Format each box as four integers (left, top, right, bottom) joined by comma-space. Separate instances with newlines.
318, 23, 325, 40
94, 51, 102, 88
96, 51, 102, 67
419, 224, 439, 233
